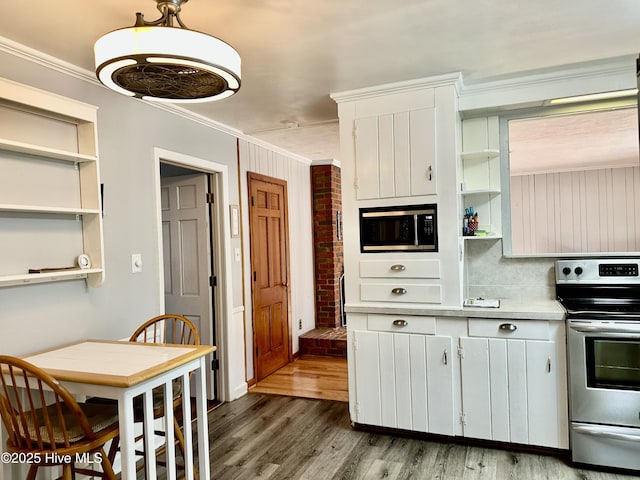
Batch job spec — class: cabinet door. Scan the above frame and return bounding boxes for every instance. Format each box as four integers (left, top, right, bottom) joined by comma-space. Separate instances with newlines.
353, 330, 454, 434
409, 108, 437, 196
460, 336, 563, 448
354, 108, 437, 200
425, 334, 455, 435
353, 330, 382, 425
460, 337, 493, 440
526, 340, 562, 448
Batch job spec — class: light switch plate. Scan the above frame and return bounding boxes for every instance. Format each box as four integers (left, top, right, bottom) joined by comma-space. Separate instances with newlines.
131, 253, 142, 273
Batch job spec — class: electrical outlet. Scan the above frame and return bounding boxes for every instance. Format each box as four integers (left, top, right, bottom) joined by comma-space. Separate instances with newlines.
298, 319, 302, 330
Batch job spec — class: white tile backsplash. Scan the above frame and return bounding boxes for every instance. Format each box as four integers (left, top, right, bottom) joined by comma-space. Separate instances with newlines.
465, 239, 556, 302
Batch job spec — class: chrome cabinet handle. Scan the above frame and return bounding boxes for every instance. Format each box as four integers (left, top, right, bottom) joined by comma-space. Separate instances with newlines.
391, 287, 407, 295
390, 264, 406, 271
443, 349, 448, 365
499, 323, 517, 332
428, 165, 433, 181
392, 319, 408, 327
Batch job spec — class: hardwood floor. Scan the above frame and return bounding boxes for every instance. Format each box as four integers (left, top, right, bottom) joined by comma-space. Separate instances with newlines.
148, 358, 639, 479
249, 355, 349, 402
200, 394, 639, 480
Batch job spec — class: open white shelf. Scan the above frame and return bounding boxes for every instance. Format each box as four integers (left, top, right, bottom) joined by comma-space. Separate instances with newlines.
0, 268, 104, 288
463, 235, 502, 241
461, 188, 500, 196
0, 204, 101, 215
460, 149, 500, 160
0, 138, 98, 163
0, 77, 104, 288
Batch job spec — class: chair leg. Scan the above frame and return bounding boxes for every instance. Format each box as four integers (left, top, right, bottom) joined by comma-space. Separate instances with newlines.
99, 446, 117, 480
174, 416, 198, 480
26, 464, 38, 480
61, 464, 73, 480
107, 435, 119, 467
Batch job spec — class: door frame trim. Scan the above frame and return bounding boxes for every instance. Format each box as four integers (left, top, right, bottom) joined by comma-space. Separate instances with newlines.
247, 172, 293, 381
152, 147, 236, 402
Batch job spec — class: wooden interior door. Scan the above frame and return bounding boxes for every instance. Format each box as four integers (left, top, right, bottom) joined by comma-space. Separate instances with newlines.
248, 172, 291, 381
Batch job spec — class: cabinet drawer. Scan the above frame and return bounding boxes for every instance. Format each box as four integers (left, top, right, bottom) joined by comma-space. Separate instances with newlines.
368, 314, 436, 334
359, 259, 440, 279
468, 318, 549, 340
360, 283, 441, 304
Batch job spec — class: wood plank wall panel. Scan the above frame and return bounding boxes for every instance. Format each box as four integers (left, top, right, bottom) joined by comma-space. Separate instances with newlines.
511, 166, 640, 254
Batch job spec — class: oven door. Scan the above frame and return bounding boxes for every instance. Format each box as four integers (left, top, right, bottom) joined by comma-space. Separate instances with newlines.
568, 319, 640, 427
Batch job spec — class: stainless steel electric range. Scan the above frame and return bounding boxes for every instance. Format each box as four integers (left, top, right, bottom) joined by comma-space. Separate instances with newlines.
556, 258, 640, 472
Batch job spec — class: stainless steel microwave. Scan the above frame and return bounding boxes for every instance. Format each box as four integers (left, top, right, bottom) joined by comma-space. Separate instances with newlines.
359, 204, 438, 252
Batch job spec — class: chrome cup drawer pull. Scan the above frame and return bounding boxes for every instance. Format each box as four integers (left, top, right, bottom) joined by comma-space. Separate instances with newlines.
499, 323, 517, 332
391, 287, 407, 295
393, 319, 408, 327
390, 264, 406, 271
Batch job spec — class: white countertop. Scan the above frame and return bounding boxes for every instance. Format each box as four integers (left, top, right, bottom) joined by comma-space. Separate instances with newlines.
461, 299, 566, 320
345, 298, 566, 321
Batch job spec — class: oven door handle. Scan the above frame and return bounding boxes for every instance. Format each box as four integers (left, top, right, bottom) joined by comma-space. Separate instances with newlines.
569, 324, 640, 335
573, 424, 640, 443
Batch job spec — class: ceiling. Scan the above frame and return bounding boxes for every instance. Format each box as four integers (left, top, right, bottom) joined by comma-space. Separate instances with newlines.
2, 0, 640, 162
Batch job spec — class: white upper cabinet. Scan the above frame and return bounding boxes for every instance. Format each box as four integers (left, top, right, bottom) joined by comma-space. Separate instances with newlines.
355, 107, 437, 200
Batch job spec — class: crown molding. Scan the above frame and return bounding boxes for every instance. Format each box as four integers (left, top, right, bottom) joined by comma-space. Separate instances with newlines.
459, 55, 637, 112
331, 72, 463, 103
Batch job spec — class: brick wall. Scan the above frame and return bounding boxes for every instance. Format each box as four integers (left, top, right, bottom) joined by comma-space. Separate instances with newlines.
311, 164, 343, 329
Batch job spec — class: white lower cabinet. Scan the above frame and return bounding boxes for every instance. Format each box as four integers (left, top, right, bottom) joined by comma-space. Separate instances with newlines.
349, 315, 569, 450
353, 329, 455, 435
459, 319, 569, 449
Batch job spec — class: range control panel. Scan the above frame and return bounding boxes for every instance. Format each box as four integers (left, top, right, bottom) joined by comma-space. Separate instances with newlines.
599, 263, 639, 277
556, 259, 640, 284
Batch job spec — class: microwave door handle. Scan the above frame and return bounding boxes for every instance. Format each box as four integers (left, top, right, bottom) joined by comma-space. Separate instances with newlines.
413, 214, 419, 246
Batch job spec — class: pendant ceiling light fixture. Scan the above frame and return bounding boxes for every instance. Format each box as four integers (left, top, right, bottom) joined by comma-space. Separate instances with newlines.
94, 0, 240, 103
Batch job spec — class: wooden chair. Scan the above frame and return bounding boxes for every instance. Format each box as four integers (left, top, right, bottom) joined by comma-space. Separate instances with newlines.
129, 314, 200, 478
0, 355, 119, 480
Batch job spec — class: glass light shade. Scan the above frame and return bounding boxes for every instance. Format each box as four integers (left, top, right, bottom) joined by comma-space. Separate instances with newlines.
94, 26, 241, 102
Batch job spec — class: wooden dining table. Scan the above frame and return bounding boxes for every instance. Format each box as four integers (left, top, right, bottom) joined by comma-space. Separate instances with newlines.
18, 339, 215, 480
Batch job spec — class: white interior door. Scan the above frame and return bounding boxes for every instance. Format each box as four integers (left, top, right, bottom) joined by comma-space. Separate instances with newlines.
161, 173, 216, 399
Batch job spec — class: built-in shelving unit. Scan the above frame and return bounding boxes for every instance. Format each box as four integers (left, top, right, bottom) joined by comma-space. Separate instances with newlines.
0, 77, 104, 288
460, 119, 501, 240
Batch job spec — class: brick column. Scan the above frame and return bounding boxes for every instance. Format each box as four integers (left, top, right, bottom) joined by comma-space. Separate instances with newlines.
311, 162, 343, 329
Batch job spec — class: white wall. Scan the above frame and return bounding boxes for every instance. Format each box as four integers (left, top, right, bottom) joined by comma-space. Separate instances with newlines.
511, 166, 640, 254
238, 140, 315, 380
